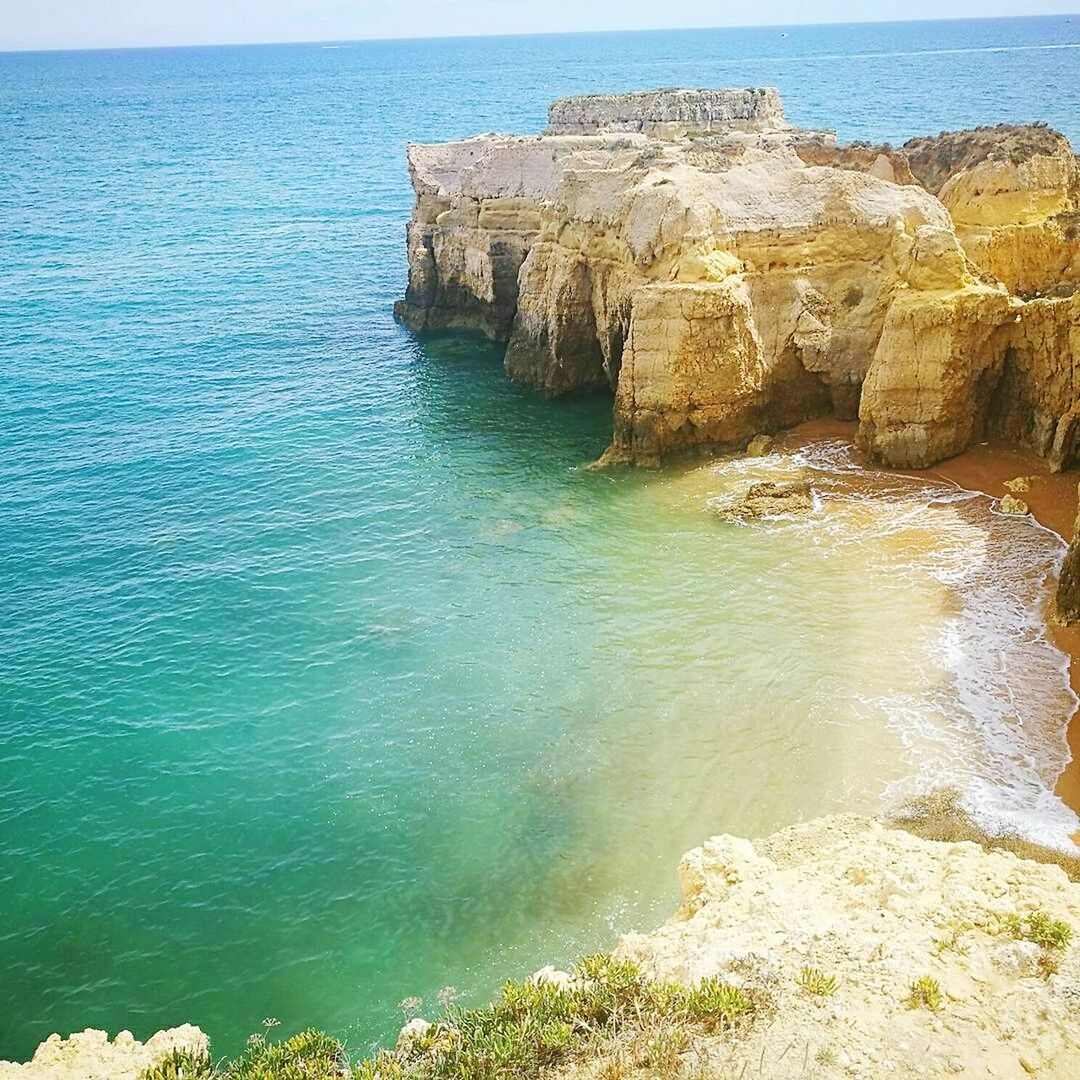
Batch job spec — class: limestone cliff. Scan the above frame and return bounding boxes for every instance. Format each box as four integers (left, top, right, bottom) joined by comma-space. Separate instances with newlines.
608, 815, 1080, 1079
546, 87, 789, 138
396, 89, 1080, 470
0, 1026, 207, 1080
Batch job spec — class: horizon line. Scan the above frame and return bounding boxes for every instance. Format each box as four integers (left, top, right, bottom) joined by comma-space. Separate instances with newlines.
2, 9, 1078, 57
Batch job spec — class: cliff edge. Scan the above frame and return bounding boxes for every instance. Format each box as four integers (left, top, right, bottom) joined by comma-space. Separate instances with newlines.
395, 89, 1080, 472
0, 1026, 207, 1080
609, 815, 1080, 1078
5, 820, 1078, 1078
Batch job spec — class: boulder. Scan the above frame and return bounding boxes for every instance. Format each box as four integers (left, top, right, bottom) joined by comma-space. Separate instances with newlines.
710, 481, 814, 522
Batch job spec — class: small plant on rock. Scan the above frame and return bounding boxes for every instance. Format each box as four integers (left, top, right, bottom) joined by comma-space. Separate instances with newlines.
932, 918, 972, 957
1004, 909, 1072, 980
795, 966, 838, 998
684, 977, 754, 1031
140, 1048, 215, 1080
815, 1045, 838, 1067
1005, 910, 1072, 951
906, 975, 943, 1012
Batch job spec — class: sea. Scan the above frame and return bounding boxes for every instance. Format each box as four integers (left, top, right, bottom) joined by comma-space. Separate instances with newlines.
2, 13, 1079, 1062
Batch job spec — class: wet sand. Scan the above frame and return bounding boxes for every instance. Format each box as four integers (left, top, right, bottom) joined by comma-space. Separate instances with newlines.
784, 419, 1080, 819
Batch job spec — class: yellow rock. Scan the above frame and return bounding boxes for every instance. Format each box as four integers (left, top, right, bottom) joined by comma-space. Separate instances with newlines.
397, 92, 1080, 470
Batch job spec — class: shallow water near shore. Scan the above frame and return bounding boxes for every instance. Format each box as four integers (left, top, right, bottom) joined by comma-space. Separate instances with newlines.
3, 13, 1080, 1063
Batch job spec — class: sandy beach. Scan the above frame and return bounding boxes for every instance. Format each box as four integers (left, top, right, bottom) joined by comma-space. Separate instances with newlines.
786, 419, 1080, 821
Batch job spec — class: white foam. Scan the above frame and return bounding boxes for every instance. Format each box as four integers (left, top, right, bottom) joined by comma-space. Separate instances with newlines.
707, 441, 1080, 850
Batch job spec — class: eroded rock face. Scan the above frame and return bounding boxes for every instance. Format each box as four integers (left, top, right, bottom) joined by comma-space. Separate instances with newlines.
0, 1026, 207, 1080
615, 816, 1080, 1079
1058, 488, 1080, 624
396, 90, 1080, 471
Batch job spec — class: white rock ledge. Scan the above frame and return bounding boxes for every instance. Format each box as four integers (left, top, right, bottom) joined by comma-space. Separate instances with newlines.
0, 1026, 208, 1080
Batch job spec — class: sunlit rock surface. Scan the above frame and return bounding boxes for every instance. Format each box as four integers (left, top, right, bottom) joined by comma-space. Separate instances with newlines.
0, 1026, 207, 1080
396, 89, 1080, 471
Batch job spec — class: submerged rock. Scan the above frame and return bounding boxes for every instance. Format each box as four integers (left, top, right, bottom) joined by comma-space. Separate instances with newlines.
710, 480, 814, 521
397, 91, 1080, 469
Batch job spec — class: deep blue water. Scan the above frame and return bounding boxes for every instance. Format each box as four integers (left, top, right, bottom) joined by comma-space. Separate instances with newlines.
2, 14, 1079, 1063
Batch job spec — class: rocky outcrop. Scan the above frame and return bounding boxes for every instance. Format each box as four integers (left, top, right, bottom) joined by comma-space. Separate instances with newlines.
904, 125, 1080, 297
396, 89, 1080, 470
613, 815, 1080, 1079
709, 480, 814, 521
1059, 489, 1080, 623
547, 87, 789, 138
0, 1026, 207, 1080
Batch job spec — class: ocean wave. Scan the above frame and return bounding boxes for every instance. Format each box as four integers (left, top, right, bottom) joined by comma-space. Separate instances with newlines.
706, 441, 1080, 850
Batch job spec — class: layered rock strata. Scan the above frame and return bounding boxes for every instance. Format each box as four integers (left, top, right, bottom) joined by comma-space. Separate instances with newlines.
1059, 488, 1080, 624
396, 90, 1080, 470
547, 87, 789, 138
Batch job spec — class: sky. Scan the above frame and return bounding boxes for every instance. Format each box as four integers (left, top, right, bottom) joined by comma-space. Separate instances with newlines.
0, 0, 1076, 52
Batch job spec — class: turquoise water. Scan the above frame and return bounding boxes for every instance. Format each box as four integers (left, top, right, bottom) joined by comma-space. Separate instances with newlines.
2, 15, 1080, 1062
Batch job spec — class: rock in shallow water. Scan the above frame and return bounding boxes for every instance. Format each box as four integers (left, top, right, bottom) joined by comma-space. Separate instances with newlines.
999, 494, 1031, 515
744, 433, 776, 457
710, 481, 814, 522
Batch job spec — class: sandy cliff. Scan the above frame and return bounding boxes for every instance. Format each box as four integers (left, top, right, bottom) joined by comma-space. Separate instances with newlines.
395, 89, 1080, 472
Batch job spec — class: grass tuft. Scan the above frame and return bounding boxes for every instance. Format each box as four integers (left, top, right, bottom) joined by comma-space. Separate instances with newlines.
794, 967, 838, 998
906, 976, 944, 1012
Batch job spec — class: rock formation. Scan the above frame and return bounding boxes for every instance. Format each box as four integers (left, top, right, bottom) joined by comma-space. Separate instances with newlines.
396, 89, 1080, 470
1059, 488, 1080, 623
709, 480, 815, 521
0, 1026, 207, 1080
546, 87, 789, 138
611, 815, 1080, 1078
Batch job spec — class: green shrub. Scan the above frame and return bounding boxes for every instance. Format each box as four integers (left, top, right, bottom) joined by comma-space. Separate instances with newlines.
143, 955, 769, 1080
140, 1048, 215, 1080
795, 967, 838, 998
906, 976, 943, 1012
1005, 910, 1073, 951
220, 1030, 350, 1080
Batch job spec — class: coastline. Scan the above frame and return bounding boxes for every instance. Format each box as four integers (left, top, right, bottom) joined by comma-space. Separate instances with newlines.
785, 418, 1080, 822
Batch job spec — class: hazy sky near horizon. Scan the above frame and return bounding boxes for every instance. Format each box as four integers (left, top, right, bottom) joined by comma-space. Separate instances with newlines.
0, 0, 1076, 52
